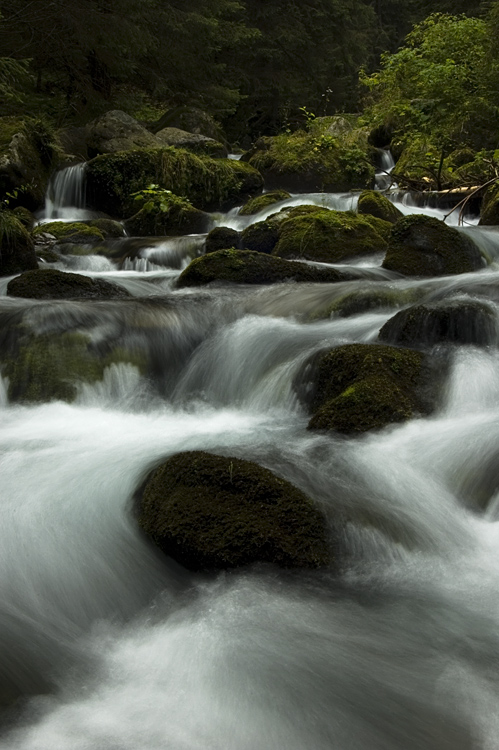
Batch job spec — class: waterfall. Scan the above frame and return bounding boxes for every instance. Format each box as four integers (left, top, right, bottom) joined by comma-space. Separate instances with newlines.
374, 149, 397, 190
40, 163, 93, 222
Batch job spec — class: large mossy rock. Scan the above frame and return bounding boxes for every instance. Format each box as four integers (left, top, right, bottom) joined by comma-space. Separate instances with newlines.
304, 343, 432, 434
382, 215, 484, 277
0, 117, 59, 210
155, 127, 228, 158
32, 221, 105, 244
2, 329, 143, 404
0, 211, 38, 276
241, 218, 280, 255
245, 125, 375, 192
7, 268, 131, 300
85, 110, 163, 157
205, 227, 240, 254
123, 195, 209, 237
272, 207, 387, 263
150, 107, 227, 145
85, 148, 263, 216
176, 248, 347, 287
137, 451, 331, 571
357, 190, 403, 224
239, 190, 291, 216
379, 299, 497, 348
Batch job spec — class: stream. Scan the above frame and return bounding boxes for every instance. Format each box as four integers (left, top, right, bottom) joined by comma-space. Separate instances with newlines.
1, 164, 499, 748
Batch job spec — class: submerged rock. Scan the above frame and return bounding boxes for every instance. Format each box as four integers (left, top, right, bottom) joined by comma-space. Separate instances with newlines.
176, 248, 347, 287
272, 207, 387, 263
378, 299, 497, 347
382, 215, 484, 277
303, 343, 433, 434
7, 268, 131, 300
0, 211, 38, 276
357, 190, 403, 224
137, 451, 331, 571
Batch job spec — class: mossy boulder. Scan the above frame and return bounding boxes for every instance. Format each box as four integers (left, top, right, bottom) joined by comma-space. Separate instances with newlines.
85, 110, 163, 157
87, 218, 126, 238
137, 450, 331, 571
155, 127, 228, 158
0, 117, 59, 210
272, 208, 387, 263
246, 129, 374, 192
239, 190, 291, 215
0, 211, 38, 276
357, 190, 403, 224
176, 248, 347, 287
241, 219, 280, 255
7, 268, 131, 300
150, 107, 227, 146
304, 343, 432, 434
32, 222, 105, 244
2, 330, 143, 404
205, 227, 240, 254
378, 299, 497, 348
85, 147, 263, 216
382, 215, 484, 277
123, 194, 209, 237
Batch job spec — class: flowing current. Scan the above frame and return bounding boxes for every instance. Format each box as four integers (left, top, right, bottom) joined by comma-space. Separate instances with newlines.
2, 171, 499, 749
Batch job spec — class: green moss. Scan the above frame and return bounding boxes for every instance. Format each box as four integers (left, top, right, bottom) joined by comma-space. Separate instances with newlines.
85, 147, 263, 217
205, 227, 240, 254
357, 190, 403, 224
3, 329, 145, 404
479, 180, 499, 225
305, 343, 431, 434
324, 287, 421, 319
12, 206, 35, 230
383, 214, 484, 276
248, 129, 374, 192
6, 268, 131, 299
137, 450, 331, 571
273, 208, 387, 263
32, 222, 104, 243
0, 210, 38, 276
241, 219, 280, 254
124, 190, 207, 236
239, 190, 291, 215
87, 218, 126, 237
177, 248, 346, 287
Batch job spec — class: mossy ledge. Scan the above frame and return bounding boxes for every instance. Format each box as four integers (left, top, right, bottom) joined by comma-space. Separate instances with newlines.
85, 147, 263, 217
137, 450, 331, 571
176, 248, 347, 287
303, 343, 434, 434
32, 222, 105, 244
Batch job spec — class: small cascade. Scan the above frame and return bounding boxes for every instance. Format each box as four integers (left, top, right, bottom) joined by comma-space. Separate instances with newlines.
40, 163, 94, 223
374, 149, 397, 191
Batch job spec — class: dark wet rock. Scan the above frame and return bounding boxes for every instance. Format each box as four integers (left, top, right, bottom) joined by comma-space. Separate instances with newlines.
241, 219, 280, 255
87, 218, 126, 238
272, 207, 387, 263
150, 107, 227, 145
155, 127, 228, 158
0, 211, 38, 276
378, 299, 497, 348
479, 181, 499, 226
205, 227, 240, 254
137, 450, 331, 571
239, 190, 291, 215
7, 268, 131, 300
176, 248, 348, 287
357, 190, 403, 224
302, 343, 433, 434
382, 215, 484, 277
85, 110, 162, 157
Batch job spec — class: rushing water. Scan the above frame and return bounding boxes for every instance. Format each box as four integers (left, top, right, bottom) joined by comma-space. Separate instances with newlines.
2, 168, 499, 748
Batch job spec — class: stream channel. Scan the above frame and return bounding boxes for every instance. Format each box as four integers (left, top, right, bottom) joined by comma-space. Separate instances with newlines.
1, 162, 499, 749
